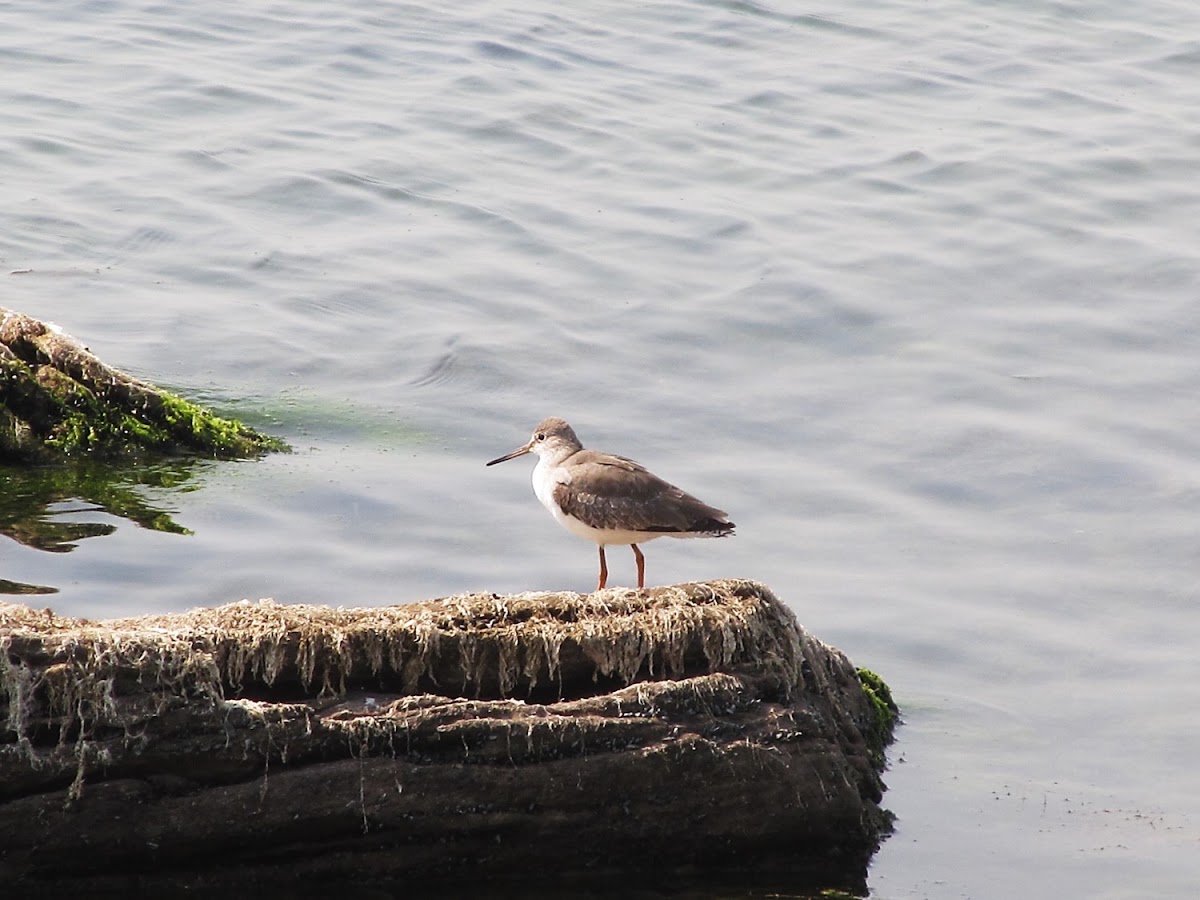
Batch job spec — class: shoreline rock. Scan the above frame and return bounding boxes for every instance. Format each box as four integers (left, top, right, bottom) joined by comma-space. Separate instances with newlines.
0, 306, 287, 462
0, 580, 897, 894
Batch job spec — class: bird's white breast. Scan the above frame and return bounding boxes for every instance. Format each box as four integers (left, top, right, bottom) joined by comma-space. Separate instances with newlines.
531, 456, 561, 512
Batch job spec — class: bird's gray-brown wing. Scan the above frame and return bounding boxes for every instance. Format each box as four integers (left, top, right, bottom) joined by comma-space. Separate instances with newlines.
554, 451, 734, 535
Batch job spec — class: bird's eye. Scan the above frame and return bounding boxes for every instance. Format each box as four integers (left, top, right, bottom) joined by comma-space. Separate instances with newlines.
535, 433, 545, 441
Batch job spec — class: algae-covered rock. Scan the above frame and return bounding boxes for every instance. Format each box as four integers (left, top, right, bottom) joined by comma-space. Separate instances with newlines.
0, 306, 288, 462
0, 580, 897, 895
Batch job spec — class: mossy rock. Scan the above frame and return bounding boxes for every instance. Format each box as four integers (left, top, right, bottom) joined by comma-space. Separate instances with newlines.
1, 307, 287, 462
857, 666, 899, 761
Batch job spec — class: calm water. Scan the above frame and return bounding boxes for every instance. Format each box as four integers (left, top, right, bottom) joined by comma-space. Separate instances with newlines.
3, 1, 1199, 896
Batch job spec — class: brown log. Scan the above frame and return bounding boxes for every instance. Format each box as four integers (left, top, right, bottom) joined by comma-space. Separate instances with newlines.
0, 580, 897, 895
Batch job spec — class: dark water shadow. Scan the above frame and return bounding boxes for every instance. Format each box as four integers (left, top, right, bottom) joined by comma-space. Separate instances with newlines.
0, 577, 57, 596
0, 460, 205, 594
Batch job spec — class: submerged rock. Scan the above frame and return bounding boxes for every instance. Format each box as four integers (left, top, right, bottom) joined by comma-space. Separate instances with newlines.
0, 579, 897, 895
0, 306, 287, 462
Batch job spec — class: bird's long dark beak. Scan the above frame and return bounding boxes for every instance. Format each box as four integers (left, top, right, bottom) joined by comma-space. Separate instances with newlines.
486, 441, 533, 466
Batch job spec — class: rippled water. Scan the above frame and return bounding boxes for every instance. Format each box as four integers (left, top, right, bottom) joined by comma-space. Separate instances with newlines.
3, 1, 1200, 897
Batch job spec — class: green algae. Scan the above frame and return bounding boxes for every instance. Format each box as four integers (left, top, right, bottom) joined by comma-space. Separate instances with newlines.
856, 667, 898, 762
16, 376, 288, 462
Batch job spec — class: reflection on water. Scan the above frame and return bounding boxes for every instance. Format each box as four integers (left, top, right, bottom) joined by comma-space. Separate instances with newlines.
0, 461, 202, 594
0, 578, 56, 596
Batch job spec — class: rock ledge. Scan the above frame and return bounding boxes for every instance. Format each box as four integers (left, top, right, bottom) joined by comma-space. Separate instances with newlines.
0, 579, 896, 894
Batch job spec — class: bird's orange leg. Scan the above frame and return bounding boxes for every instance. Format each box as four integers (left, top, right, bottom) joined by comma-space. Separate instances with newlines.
597, 545, 608, 591
632, 543, 645, 588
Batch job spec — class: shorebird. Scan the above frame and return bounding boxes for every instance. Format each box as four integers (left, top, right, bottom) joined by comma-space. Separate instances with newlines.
486, 417, 735, 590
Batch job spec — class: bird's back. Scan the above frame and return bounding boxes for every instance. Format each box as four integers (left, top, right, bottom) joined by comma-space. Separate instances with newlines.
556, 450, 734, 537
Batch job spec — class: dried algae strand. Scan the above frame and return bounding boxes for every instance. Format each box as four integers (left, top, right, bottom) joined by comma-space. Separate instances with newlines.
1, 603, 226, 801
119, 581, 799, 702
1, 581, 805, 734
